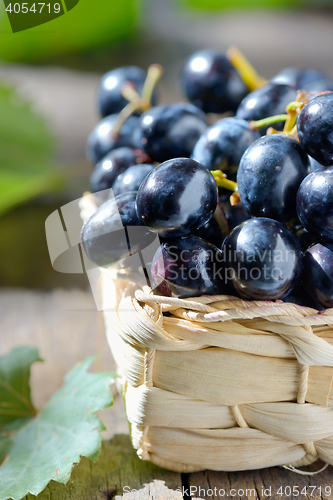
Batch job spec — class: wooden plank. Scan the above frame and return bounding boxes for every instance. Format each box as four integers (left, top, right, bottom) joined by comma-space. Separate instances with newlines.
188, 462, 333, 500
26, 435, 182, 500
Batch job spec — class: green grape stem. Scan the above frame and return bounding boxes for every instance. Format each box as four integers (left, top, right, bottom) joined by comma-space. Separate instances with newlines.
111, 100, 143, 136
141, 64, 163, 110
112, 63, 164, 136
227, 46, 267, 91
121, 82, 141, 103
250, 114, 288, 131
211, 170, 238, 192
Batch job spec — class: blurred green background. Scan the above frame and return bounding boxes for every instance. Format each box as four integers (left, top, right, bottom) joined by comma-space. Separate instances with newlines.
1, 0, 333, 288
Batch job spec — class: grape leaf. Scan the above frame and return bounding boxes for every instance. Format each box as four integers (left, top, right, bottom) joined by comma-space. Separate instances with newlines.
0, 434, 13, 464
0, 346, 40, 430
0, 356, 115, 500
0, 83, 65, 217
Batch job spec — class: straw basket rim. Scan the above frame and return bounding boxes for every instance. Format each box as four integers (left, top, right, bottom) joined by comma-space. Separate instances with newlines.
100, 273, 333, 474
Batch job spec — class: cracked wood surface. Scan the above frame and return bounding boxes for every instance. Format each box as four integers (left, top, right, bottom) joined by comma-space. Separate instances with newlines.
1, 288, 333, 499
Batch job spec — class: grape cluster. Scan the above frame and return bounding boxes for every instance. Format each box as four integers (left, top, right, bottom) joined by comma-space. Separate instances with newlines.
81, 51, 333, 308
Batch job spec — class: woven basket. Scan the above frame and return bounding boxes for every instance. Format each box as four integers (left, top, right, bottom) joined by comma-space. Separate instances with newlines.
81, 194, 333, 473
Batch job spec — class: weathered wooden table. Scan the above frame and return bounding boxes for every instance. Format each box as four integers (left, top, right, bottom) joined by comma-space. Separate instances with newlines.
1, 288, 333, 500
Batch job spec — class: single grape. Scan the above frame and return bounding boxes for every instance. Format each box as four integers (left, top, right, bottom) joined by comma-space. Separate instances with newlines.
151, 236, 226, 298
222, 218, 303, 300
193, 217, 224, 248
193, 201, 229, 248
98, 66, 155, 117
296, 166, 333, 242
302, 242, 333, 308
270, 67, 328, 90
236, 83, 296, 133
136, 158, 217, 238
139, 103, 207, 163
305, 78, 333, 93
86, 114, 141, 163
81, 192, 155, 267
297, 93, 333, 166
309, 156, 326, 173
181, 50, 248, 114
237, 134, 310, 222
191, 117, 260, 179
221, 200, 250, 231
295, 227, 318, 253
111, 163, 154, 197
90, 147, 143, 194
281, 284, 322, 310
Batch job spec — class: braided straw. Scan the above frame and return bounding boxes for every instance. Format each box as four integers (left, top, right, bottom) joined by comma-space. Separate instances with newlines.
103, 280, 333, 473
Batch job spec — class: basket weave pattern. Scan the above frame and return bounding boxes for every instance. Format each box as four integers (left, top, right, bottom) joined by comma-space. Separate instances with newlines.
80, 194, 333, 473
101, 272, 333, 473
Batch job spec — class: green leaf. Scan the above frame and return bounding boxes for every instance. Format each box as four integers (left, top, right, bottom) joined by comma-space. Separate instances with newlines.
0, 83, 65, 216
0, 434, 13, 464
0, 347, 40, 430
0, 357, 115, 500
0, 171, 64, 217
0, 0, 138, 62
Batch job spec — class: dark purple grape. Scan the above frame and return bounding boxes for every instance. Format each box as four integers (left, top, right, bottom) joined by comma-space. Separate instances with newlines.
180, 49, 248, 114
193, 218, 224, 248
295, 228, 318, 253
270, 67, 328, 90
139, 103, 207, 163
297, 93, 333, 166
309, 156, 326, 173
90, 147, 142, 194
302, 243, 333, 308
221, 200, 250, 231
81, 192, 155, 267
222, 218, 303, 300
281, 284, 322, 310
98, 66, 156, 117
237, 134, 310, 222
151, 236, 226, 298
296, 166, 333, 242
112, 163, 154, 197
86, 114, 141, 163
191, 117, 260, 179
236, 83, 296, 133
193, 201, 229, 248
136, 158, 217, 238
305, 79, 333, 93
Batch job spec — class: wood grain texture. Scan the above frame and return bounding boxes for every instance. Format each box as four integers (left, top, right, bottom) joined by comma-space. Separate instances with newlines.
188, 463, 333, 500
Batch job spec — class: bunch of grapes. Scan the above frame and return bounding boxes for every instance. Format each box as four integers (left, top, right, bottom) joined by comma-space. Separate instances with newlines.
81, 48, 333, 310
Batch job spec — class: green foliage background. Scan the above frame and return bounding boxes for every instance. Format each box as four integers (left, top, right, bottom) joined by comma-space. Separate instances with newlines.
181, 0, 333, 9
0, 0, 138, 62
